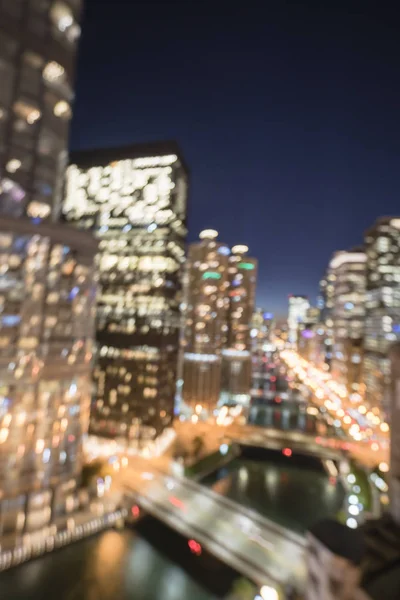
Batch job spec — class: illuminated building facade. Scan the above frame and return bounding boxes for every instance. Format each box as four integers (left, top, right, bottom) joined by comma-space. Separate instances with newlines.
251, 310, 274, 397
288, 295, 310, 344
364, 217, 400, 415
0, 0, 82, 221
298, 307, 320, 363
64, 143, 189, 440
182, 230, 230, 411
0, 1, 97, 540
221, 245, 257, 404
317, 269, 335, 369
330, 249, 366, 396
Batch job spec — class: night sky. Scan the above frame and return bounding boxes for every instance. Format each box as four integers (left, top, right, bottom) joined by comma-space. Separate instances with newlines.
70, 1, 400, 317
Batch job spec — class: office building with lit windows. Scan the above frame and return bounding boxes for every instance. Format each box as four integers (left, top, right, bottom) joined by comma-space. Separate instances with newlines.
0, 0, 82, 221
0, 1, 98, 542
181, 230, 230, 412
364, 217, 400, 416
64, 142, 189, 441
288, 295, 310, 344
330, 249, 366, 396
221, 245, 257, 404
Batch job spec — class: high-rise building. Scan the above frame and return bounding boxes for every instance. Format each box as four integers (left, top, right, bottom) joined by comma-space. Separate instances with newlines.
330, 249, 366, 396
0, 0, 82, 221
221, 245, 257, 404
288, 295, 310, 344
64, 143, 189, 442
181, 230, 230, 412
364, 217, 400, 416
298, 307, 320, 362
317, 269, 335, 369
181, 235, 257, 411
251, 309, 274, 398
0, 1, 97, 541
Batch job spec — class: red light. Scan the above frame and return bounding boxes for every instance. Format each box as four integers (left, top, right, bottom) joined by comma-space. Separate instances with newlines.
275, 397, 282, 403
169, 496, 186, 511
282, 448, 292, 457
270, 376, 276, 382
188, 539, 202, 555
131, 505, 140, 518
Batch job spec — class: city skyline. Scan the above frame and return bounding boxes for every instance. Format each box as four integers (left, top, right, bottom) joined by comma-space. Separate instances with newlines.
70, 1, 400, 315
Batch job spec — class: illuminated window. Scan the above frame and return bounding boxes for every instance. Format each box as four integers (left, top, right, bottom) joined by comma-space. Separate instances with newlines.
13, 100, 41, 124
54, 100, 71, 119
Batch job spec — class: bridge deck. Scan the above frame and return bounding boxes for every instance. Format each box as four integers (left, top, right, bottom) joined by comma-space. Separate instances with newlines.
122, 466, 306, 591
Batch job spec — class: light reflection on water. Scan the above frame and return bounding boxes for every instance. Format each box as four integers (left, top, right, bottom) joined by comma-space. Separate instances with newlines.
0, 530, 220, 600
205, 459, 345, 534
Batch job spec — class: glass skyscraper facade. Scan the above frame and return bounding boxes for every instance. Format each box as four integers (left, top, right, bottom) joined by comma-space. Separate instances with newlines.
330, 249, 366, 396
0, 1, 98, 542
64, 143, 189, 442
364, 217, 400, 416
0, 0, 82, 221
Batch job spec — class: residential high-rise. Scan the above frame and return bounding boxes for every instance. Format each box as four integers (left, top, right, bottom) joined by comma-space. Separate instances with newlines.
330, 249, 366, 396
64, 143, 189, 442
0, 0, 82, 221
181, 230, 230, 412
181, 235, 257, 411
364, 217, 400, 416
221, 245, 257, 404
251, 309, 274, 398
0, 1, 97, 541
288, 295, 310, 344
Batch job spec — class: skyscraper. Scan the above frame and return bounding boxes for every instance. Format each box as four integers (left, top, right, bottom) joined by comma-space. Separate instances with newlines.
64, 143, 189, 442
181, 230, 230, 412
221, 245, 257, 404
287, 295, 310, 344
330, 249, 366, 396
0, 1, 97, 540
0, 0, 82, 220
364, 217, 400, 416
181, 234, 257, 411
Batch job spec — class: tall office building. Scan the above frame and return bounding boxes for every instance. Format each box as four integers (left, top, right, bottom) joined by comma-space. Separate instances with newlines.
0, 1, 97, 540
64, 143, 189, 441
221, 245, 257, 404
330, 249, 366, 396
288, 295, 310, 344
181, 230, 230, 412
364, 217, 400, 416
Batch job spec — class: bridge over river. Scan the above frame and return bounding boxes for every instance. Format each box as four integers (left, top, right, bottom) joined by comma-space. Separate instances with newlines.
121, 463, 307, 593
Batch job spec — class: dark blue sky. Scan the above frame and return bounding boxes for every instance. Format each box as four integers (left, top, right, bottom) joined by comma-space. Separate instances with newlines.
70, 1, 400, 317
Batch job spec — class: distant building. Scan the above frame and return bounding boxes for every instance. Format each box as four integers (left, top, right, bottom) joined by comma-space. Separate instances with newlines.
251, 310, 274, 397
221, 245, 257, 405
298, 307, 320, 362
330, 249, 366, 396
364, 217, 400, 415
64, 142, 189, 441
181, 229, 230, 412
288, 295, 310, 344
